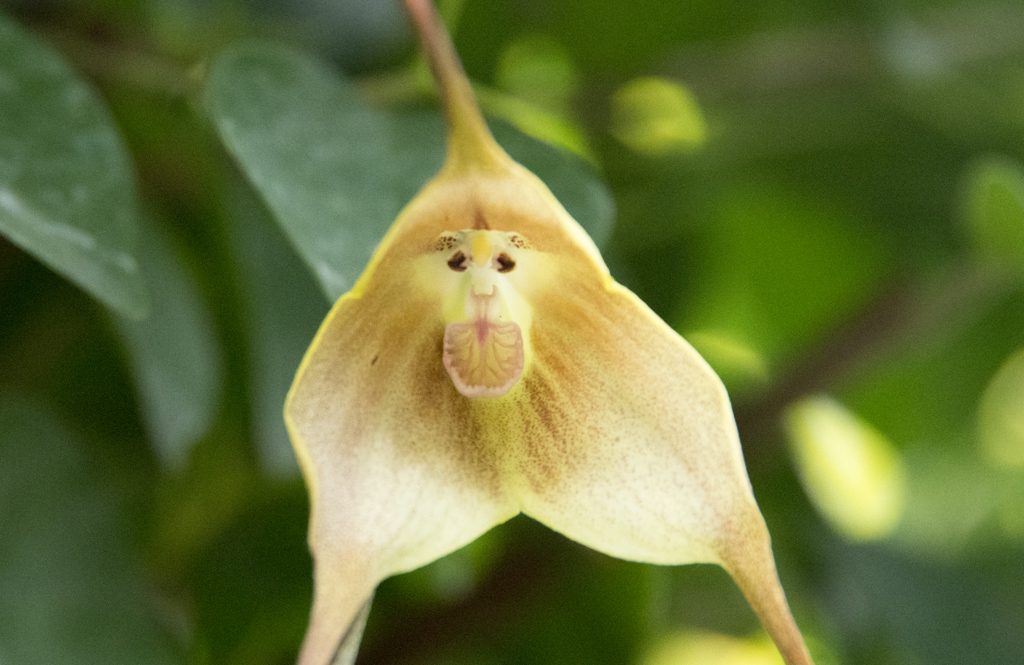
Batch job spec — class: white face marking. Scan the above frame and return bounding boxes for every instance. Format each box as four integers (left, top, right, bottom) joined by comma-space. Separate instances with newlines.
431, 230, 533, 397
434, 230, 530, 323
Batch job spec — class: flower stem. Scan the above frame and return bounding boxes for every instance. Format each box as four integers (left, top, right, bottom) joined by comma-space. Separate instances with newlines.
402, 0, 510, 174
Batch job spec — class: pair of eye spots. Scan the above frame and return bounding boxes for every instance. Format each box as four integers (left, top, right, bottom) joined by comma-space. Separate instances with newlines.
435, 232, 527, 273
446, 250, 515, 273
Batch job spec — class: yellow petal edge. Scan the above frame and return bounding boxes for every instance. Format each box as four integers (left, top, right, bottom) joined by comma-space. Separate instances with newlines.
284, 2, 816, 664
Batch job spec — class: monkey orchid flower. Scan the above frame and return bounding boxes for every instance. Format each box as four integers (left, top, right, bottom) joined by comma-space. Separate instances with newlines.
285, 1, 815, 664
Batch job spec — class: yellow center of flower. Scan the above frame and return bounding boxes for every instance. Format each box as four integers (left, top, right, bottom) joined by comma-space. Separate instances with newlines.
432, 229, 533, 398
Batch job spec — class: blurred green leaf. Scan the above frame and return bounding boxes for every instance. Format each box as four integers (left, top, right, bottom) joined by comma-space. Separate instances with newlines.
495, 34, 578, 113
223, 173, 327, 476
112, 214, 222, 469
0, 15, 148, 318
204, 41, 613, 301
0, 393, 180, 665
376, 527, 509, 612
204, 41, 441, 299
978, 347, 1024, 469
642, 630, 784, 665
363, 518, 648, 665
611, 77, 707, 156
785, 395, 907, 542
684, 330, 768, 392
961, 155, 1024, 274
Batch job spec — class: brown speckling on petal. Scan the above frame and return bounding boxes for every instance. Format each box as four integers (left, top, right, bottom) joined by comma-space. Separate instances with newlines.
508, 233, 530, 249
434, 232, 459, 252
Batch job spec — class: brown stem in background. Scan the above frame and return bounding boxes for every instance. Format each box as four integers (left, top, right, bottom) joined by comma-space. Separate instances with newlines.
735, 262, 1014, 468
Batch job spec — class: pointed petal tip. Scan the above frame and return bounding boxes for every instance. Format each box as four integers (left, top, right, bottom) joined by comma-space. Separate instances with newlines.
295, 557, 375, 665
720, 530, 815, 665
296, 598, 373, 665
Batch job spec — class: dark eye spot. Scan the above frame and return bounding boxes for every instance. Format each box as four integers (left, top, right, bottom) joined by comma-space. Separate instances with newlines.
496, 252, 515, 273
447, 250, 467, 271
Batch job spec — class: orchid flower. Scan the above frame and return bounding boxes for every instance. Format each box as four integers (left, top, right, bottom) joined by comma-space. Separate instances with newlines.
284, 1, 815, 664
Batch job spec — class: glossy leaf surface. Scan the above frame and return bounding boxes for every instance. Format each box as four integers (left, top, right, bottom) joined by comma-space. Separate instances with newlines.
0, 15, 147, 318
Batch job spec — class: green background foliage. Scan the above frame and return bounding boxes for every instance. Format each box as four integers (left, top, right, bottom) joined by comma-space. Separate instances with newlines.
1, 1, 1023, 664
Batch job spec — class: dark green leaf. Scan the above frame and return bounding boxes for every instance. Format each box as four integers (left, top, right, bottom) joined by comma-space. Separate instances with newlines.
0, 16, 148, 318
204, 42, 613, 301
112, 214, 222, 468
224, 173, 327, 475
